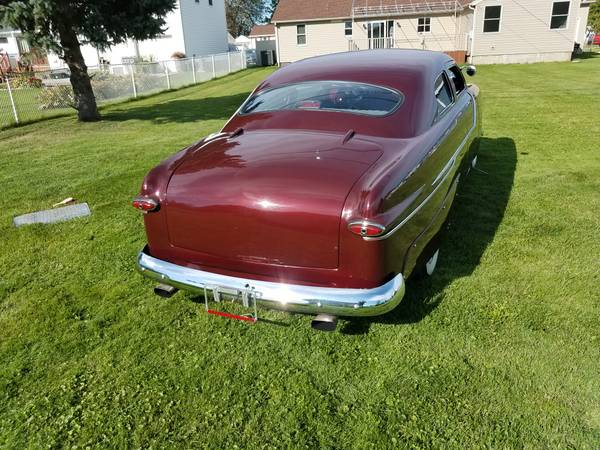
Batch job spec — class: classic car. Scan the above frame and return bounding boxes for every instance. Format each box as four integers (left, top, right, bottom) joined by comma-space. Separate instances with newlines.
134, 49, 481, 331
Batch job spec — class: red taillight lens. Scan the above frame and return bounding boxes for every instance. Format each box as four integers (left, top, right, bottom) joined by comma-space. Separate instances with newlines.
132, 197, 159, 213
348, 221, 385, 237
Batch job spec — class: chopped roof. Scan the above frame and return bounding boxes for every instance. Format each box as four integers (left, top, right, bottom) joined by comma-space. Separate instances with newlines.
258, 49, 452, 93
272, 0, 471, 22
249, 24, 275, 37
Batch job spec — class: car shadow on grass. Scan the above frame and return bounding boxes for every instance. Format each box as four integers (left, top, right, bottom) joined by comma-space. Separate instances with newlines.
341, 137, 517, 335
102, 92, 250, 124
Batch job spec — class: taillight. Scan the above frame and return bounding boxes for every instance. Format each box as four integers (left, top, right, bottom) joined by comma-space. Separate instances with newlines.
132, 197, 159, 213
348, 221, 385, 238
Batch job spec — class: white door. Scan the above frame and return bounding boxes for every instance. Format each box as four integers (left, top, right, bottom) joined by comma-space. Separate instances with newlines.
368, 22, 385, 49
368, 21, 394, 49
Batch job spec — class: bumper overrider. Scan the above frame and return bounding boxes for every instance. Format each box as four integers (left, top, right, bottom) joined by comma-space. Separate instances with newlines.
137, 247, 405, 317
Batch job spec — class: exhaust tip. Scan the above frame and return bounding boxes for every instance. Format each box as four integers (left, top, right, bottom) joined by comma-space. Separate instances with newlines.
311, 314, 338, 332
154, 283, 178, 298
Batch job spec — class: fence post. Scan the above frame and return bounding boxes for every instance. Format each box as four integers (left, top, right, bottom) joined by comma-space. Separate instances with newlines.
5, 77, 19, 125
130, 65, 137, 98
227, 52, 231, 74
240, 49, 245, 70
165, 63, 171, 90
211, 55, 216, 79
192, 56, 197, 84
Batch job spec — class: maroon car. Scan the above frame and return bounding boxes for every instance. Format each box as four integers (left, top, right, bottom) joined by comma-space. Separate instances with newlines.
134, 50, 481, 330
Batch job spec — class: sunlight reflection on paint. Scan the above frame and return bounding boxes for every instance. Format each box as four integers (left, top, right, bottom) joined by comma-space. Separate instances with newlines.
257, 199, 280, 209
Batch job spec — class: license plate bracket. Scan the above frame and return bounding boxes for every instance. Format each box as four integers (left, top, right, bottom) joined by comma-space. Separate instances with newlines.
203, 284, 260, 323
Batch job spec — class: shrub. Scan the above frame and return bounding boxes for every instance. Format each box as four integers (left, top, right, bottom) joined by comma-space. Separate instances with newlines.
171, 51, 186, 59
37, 85, 74, 110
90, 69, 167, 100
10, 75, 43, 89
90, 72, 133, 101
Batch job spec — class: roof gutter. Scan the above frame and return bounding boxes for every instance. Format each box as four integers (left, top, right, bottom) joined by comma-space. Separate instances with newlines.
272, 16, 351, 25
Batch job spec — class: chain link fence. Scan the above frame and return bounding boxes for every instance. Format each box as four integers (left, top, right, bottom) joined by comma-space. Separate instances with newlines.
0, 51, 246, 128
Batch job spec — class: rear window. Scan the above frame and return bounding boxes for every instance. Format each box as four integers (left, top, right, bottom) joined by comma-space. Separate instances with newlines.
240, 80, 403, 117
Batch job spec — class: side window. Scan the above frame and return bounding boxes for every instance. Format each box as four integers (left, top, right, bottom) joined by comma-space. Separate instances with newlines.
483, 5, 502, 32
447, 65, 466, 95
297, 25, 306, 45
434, 74, 454, 119
417, 17, 431, 33
550, 1, 570, 29
344, 21, 353, 37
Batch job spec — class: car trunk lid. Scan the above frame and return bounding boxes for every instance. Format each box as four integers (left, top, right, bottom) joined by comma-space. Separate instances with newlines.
165, 130, 382, 269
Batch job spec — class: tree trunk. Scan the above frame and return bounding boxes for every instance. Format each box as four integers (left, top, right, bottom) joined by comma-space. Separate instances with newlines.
57, 25, 100, 122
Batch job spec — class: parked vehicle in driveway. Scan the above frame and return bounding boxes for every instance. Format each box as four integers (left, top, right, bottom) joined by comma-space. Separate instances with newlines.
41, 70, 71, 87
134, 49, 481, 331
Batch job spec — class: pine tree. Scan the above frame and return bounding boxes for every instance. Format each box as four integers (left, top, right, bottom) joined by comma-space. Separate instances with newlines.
0, 0, 177, 121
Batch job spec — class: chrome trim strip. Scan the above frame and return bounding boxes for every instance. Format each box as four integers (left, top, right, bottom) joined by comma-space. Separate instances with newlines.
364, 95, 477, 242
432, 152, 455, 186
137, 248, 405, 317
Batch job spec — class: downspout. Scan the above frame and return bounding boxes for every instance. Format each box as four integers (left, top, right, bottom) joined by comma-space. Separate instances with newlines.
468, 3, 477, 64
274, 22, 281, 67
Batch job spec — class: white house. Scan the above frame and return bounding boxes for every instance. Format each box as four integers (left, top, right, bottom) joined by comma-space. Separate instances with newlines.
0, 28, 42, 70
234, 35, 253, 49
271, 0, 593, 65
0, 28, 24, 58
48, 0, 228, 69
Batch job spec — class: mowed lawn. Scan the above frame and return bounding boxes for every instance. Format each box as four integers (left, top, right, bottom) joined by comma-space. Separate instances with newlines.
1, 59, 599, 448
0, 87, 73, 128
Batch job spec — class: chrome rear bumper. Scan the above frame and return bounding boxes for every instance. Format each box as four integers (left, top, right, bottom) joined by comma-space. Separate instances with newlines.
137, 247, 405, 317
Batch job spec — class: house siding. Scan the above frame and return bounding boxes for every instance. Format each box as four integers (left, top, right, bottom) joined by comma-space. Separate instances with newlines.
47, 0, 228, 69
179, 0, 229, 56
274, 0, 589, 66
277, 21, 351, 63
386, 14, 466, 52
470, 0, 588, 64
277, 14, 471, 64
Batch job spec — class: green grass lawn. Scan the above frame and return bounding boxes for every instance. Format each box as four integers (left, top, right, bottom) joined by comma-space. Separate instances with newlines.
1, 61, 599, 448
0, 87, 74, 128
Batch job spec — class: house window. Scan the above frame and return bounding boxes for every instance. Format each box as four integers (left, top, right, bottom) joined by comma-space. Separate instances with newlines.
483, 5, 502, 33
387, 20, 394, 39
345, 21, 352, 37
418, 17, 431, 33
297, 24, 306, 45
0, 37, 8, 44
550, 1, 570, 29
208, 0, 213, 5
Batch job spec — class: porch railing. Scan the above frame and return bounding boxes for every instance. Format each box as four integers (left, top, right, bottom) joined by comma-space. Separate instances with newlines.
348, 38, 397, 51
348, 36, 463, 52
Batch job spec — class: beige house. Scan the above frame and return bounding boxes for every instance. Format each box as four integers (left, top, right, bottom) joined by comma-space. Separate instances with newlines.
272, 0, 593, 65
